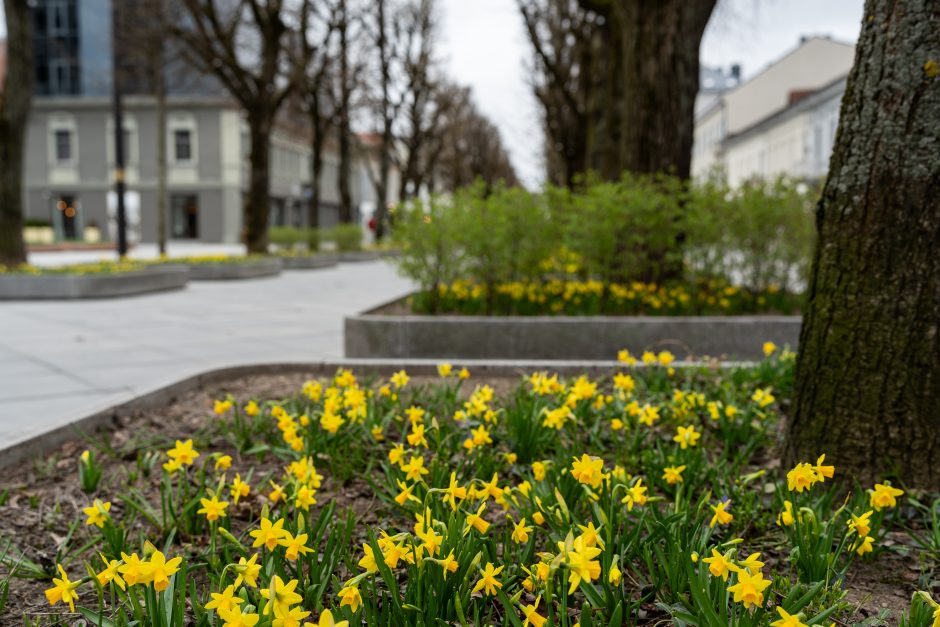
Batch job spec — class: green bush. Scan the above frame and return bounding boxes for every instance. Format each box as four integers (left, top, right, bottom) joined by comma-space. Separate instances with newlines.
269, 226, 321, 252
393, 174, 815, 313
686, 176, 816, 293
324, 224, 363, 252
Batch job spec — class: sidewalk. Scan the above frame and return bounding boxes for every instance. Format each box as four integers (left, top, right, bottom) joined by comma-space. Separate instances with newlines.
0, 260, 414, 448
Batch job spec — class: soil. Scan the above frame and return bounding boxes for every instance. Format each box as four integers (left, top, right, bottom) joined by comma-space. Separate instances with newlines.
0, 373, 930, 625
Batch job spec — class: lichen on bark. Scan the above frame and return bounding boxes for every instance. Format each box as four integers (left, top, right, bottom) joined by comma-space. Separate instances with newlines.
785, 0, 940, 489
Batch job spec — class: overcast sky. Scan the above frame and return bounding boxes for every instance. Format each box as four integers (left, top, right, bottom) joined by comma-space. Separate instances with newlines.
1, 1, 865, 186
439, 0, 865, 187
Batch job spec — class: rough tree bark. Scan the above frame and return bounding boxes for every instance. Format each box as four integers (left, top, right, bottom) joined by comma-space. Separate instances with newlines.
785, 0, 940, 488
574, 0, 715, 180
0, 0, 34, 266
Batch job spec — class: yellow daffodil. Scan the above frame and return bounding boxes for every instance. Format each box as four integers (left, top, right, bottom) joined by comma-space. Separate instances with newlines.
206, 584, 243, 613
95, 553, 125, 591
464, 502, 490, 535
279, 531, 312, 561
233, 554, 261, 588
570, 454, 605, 488
662, 465, 686, 485
230, 474, 250, 504
472, 562, 504, 596
44, 564, 80, 612
777, 500, 795, 526
727, 569, 770, 608
869, 482, 904, 510
218, 605, 259, 627
770, 607, 807, 627
848, 510, 873, 537
703, 549, 734, 580
167, 439, 199, 466
250, 517, 288, 551
148, 550, 182, 592
259, 575, 302, 616
673, 424, 701, 449
83, 499, 111, 528
512, 518, 533, 544
709, 500, 733, 528
520, 595, 547, 627
338, 584, 362, 612
198, 495, 229, 522
313, 609, 348, 627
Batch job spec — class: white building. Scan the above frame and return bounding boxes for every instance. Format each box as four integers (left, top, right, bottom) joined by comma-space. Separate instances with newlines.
692, 36, 855, 184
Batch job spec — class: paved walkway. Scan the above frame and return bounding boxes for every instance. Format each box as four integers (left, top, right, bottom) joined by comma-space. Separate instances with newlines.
0, 260, 414, 448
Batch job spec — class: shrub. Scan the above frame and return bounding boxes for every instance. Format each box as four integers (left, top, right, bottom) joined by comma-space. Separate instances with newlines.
686, 176, 816, 293
324, 224, 363, 252
393, 175, 815, 313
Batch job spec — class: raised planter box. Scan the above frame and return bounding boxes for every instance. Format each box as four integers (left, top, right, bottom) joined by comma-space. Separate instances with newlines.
186, 258, 283, 280
345, 309, 802, 361
337, 250, 401, 262
0, 265, 189, 300
280, 254, 339, 270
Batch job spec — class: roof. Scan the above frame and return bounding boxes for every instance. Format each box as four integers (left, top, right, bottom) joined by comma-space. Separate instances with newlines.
724, 75, 847, 147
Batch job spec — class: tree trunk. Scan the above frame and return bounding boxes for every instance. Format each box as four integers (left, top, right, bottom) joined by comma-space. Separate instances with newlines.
578, 0, 714, 180
0, 0, 34, 266
374, 0, 392, 241
154, 47, 168, 255
337, 0, 354, 225
785, 0, 940, 488
308, 107, 324, 235
245, 114, 272, 253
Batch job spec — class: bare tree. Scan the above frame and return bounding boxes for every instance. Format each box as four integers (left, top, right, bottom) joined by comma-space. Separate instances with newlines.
432, 86, 518, 191
396, 0, 442, 203
334, 0, 356, 224
174, 0, 297, 252
518, 0, 592, 187
122, 0, 170, 254
0, 0, 34, 265
296, 0, 339, 235
366, 0, 403, 239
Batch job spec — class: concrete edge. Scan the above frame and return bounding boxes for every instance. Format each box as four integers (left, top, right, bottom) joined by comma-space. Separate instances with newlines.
187, 258, 284, 281
0, 265, 190, 300
0, 358, 751, 470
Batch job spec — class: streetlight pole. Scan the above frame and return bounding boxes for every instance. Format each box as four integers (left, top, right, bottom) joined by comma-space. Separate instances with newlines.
112, 0, 128, 258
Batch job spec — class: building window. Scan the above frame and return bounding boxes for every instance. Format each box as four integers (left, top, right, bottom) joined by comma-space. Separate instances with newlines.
54, 129, 72, 162
174, 129, 192, 162
171, 194, 199, 239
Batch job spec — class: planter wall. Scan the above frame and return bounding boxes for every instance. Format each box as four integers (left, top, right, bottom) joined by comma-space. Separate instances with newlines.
187, 258, 283, 280
345, 313, 802, 361
280, 254, 339, 270
337, 250, 401, 262
0, 265, 189, 300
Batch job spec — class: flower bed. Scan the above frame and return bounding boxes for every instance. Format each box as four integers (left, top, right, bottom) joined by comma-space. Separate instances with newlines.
0, 352, 934, 625
0, 261, 189, 299
415, 278, 801, 317
175, 255, 283, 281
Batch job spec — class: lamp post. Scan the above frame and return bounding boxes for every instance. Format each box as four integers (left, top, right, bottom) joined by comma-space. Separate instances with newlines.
112, 0, 128, 258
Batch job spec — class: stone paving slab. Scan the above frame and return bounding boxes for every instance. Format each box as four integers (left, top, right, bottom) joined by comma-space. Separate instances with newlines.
0, 260, 414, 446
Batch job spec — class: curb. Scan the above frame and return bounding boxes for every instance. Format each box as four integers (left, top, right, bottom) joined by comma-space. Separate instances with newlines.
0, 358, 749, 469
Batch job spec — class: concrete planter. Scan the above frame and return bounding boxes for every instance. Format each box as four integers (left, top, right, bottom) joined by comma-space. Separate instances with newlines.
280, 254, 339, 270
0, 265, 189, 300
345, 310, 802, 361
186, 258, 283, 280
337, 250, 401, 262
